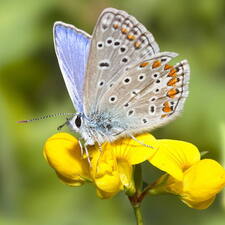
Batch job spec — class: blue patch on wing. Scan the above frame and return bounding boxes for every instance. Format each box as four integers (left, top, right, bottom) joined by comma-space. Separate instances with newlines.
54, 22, 91, 112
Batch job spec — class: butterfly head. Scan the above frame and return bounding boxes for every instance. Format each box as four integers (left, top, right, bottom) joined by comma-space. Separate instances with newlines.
67, 114, 83, 132
66, 114, 95, 145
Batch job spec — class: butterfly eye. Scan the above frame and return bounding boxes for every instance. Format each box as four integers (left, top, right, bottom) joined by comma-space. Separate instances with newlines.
75, 116, 82, 128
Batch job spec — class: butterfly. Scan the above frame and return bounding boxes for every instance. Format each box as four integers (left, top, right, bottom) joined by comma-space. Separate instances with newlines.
53, 8, 190, 147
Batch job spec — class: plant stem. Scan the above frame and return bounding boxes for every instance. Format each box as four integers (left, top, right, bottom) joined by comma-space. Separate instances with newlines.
133, 164, 142, 195
132, 204, 144, 225
128, 164, 144, 225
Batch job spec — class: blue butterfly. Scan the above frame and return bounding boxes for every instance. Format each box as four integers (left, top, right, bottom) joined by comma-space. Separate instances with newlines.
53, 8, 190, 147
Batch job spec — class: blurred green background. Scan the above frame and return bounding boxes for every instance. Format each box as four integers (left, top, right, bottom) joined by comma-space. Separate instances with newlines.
0, 0, 225, 224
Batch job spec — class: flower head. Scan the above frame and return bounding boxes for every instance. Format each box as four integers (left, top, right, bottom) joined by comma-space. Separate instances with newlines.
148, 140, 225, 209
91, 133, 156, 198
44, 132, 155, 198
43, 132, 225, 209
43, 133, 91, 186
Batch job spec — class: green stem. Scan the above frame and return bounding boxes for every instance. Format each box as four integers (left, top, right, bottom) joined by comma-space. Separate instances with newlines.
133, 164, 142, 195
128, 165, 144, 225
132, 204, 144, 225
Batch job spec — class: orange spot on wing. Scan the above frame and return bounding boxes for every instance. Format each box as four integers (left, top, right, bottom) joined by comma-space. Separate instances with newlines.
168, 68, 177, 77
163, 107, 172, 113
163, 101, 170, 108
152, 60, 161, 69
127, 34, 136, 40
113, 24, 119, 29
167, 88, 179, 98
121, 28, 128, 34
140, 62, 149, 68
164, 64, 173, 70
134, 41, 141, 48
167, 77, 180, 86
163, 101, 173, 113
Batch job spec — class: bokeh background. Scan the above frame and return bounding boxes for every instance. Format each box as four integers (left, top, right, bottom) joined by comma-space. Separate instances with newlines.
0, 0, 225, 224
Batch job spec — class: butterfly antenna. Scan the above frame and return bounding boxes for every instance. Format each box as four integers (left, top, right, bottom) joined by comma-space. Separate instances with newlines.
17, 112, 76, 123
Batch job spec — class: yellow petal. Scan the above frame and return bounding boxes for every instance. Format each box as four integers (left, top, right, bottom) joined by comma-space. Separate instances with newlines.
149, 140, 200, 181
117, 159, 132, 187
109, 133, 157, 165
56, 172, 84, 187
181, 196, 216, 210
117, 159, 136, 195
182, 159, 225, 202
163, 159, 225, 209
90, 146, 122, 194
96, 188, 118, 199
95, 173, 121, 194
43, 133, 91, 186
91, 134, 156, 196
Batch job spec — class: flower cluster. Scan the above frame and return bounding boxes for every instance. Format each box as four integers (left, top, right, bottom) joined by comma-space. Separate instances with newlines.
43, 132, 225, 209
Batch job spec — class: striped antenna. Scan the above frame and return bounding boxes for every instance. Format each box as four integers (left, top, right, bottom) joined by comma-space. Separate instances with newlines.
17, 113, 76, 123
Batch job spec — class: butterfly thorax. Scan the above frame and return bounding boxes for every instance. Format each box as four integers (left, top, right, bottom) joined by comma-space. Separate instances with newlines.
68, 112, 125, 145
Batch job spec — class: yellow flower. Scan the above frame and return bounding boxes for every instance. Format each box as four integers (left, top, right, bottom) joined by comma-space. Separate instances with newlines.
43, 132, 225, 207
148, 140, 225, 209
43, 132, 155, 198
91, 133, 156, 198
43, 133, 91, 186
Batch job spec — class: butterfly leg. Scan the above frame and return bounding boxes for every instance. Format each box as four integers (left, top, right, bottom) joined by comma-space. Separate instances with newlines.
128, 134, 154, 149
96, 140, 102, 152
78, 140, 84, 155
57, 118, 70, 130
87, 128, 103, 152
84, 143, 91, 166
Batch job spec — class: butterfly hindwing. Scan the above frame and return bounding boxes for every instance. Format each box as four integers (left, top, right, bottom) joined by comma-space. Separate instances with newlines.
54, 22, 91, 112
83, 8, 160, 114
124, 59, 190, 133
96, 52, 190, 135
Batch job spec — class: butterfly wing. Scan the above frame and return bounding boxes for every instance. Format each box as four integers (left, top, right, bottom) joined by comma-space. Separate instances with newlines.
83, 8, 159, 114
54, 22, 91, 112
98, 53, 190, 136
81, 8, 190, 142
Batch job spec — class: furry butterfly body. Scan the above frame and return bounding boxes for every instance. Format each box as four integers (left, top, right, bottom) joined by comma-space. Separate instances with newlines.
54, 8, 190, 146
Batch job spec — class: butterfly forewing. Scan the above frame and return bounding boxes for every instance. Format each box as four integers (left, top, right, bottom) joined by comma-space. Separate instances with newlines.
54, 22, 91, 112
83, 8, 160, 114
